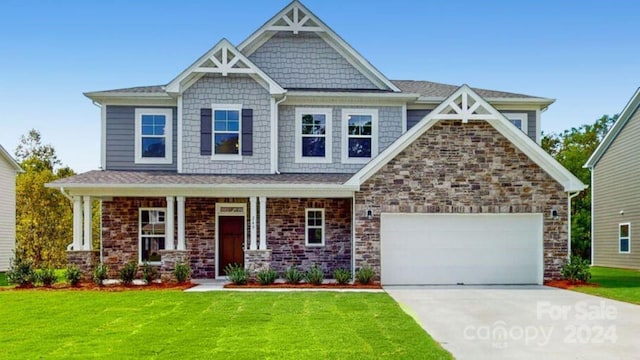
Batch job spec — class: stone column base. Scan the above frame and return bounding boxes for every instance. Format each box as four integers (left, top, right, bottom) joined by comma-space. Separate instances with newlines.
67, 250, 99, 281
245, 249, 272, 275
159, 250, 190, 281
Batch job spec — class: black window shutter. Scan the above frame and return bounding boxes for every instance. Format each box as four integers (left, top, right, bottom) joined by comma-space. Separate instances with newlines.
200, 108, 212, 156
242, 109, 253, 156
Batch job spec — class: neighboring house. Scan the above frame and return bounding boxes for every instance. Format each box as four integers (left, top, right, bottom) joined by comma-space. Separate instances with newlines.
48, 1, 585, 285
0, 145, 22, 271
585, 88, 640, 269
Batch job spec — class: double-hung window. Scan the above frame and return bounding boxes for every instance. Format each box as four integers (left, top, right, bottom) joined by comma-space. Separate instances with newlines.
305, 209, 325, 246
139, 208, 166, 263
295, 108, 332, 163
619, 223, 631, 253
342, 109, 378, 163
135, 108, 173, 164
213, 104, 242, 159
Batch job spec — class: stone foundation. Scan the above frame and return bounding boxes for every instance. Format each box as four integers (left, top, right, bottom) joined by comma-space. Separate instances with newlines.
245, 250, 272, 275
159, 250, 190, 281
67, 250, 100, 280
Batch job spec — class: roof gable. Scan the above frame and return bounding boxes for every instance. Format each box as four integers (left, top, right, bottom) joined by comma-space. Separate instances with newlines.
238, 1, 400, 92
347, 85, 586, 192
0, 145, 22, 172
165, 39, 285, 95
584, 87, 640, 168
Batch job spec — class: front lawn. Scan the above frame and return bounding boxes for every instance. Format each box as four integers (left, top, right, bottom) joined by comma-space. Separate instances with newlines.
573, 266, 640, 304
0, 291, 451, 359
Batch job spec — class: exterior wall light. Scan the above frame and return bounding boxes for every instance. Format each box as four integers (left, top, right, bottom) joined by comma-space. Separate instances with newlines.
550, 209, 559, 220
366, 209, 373, 220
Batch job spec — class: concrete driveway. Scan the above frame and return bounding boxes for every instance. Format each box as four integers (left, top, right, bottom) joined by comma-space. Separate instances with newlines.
385, 286, 640, 360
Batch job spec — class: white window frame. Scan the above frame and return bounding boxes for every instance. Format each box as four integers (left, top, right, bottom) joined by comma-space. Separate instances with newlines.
139, 207, 167, 265
212, 103, 243, 161
341, 108, 379, 164
619, 223, 631, 254
134, 108, 173, 164
295, 108, 333, 164
305, 208, 325, 247
503, 112, 528, 134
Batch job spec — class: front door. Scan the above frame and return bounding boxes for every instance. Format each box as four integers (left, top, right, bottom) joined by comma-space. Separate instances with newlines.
218, 216, 245, 277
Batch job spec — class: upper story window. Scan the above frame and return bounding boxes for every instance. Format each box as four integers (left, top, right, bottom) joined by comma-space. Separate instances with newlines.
295, 108, 332, 163
135, 108, 173, 164
139, 208, 166, 264
342, 109, 378, 164
503, 112, 528, 134
213, 104, 242, 160
619, 223, 630, 253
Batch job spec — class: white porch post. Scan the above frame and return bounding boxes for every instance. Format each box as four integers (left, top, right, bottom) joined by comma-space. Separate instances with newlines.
259, 196, 267, 250
177, 196, 186, 251
166, 196, 175, 250
250, 196, 258, 250
83, 196, 92, 250
72, 196, 83, 251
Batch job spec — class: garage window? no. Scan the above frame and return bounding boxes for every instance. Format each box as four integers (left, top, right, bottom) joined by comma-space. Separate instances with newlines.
305, 209, 325, 246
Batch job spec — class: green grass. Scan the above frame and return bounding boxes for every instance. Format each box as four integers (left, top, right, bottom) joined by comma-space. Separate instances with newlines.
0, 272, 7, 286
572, 266, 640, 304
0, 291, 451, 359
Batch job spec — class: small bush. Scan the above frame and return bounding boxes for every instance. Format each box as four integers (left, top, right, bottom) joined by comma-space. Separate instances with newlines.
141, 262, 158, 285
35, 268, 57, 287
120, 261, 138, 285
66, 265, 82, 286
305, 265, 325, 285
6, 250, 34, 286
173, 262, 191, 283
256, 268, 278, 285
283, 267, 304, 284
333, 268, 351, 285
224, 263, 249, 285
93, 263, 109, 286
355, 266, 376, 285
562, 255, 592, 284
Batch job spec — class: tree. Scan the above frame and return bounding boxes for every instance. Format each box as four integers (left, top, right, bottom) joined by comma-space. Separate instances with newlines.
14, 129, 75, 268
541, 115, 617, 260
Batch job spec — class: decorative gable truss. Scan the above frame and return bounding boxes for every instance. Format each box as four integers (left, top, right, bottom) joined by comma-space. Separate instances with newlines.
165, 39, 285, 95
347, 85, 586, 192
268, 5, 322, 34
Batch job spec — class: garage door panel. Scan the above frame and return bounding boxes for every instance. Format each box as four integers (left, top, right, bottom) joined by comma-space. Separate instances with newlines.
380, 213, 543, 285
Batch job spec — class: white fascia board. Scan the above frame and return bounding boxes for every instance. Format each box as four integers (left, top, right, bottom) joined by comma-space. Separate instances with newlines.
0, 144, 22, 172
87, 96, 177, 107
584, 87, 640, 169
414, 97, 555, 107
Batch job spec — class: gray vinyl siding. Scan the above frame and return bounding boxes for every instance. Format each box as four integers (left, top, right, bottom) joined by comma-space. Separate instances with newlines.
181, 74, 271, 174
248, 32, 379, 90
592, 105, 640, 269
0, 158, 16, 271
278, 105, 403, 173
407, 109, 432, 130
499, 110, 537, 141
105, 106, 178, 171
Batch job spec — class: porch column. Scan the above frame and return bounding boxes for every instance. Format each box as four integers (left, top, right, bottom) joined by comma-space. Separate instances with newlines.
83, 196, 92, 250
259, 196, 267, 250
250, 196, 258, 250
166, 196, 175, 250
176, 196, 186, 251
72, 196, 83, 250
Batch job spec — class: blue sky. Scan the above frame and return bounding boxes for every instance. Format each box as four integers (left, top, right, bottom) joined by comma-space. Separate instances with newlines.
0, 0, 637, 172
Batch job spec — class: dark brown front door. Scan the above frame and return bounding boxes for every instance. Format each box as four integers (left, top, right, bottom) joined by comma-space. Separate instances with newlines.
218, 216, 245, 276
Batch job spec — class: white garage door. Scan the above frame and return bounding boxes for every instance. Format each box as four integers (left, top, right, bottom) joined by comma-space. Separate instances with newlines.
380, 213, 543, 285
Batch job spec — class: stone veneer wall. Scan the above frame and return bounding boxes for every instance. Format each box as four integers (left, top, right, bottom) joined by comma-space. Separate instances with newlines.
67, 250, 99, 280
267, 198, 352, 276
354, 120, 568, 281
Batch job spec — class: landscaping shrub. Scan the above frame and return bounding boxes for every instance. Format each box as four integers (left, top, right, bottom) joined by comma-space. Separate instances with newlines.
6, 250, 34, 286
141, 262, 159, 285
93, 263, 109, 286
355, 266, 376, 285
66, 265, 82, 286
224, 263, 249, 285
173, 262, 191, 283
283, 266, 304, 284
562, 255, 592, 283
305, 265, 325, 285
256, 268, 278, 285
35, 268, 57, 287
119, 261, 138, 285
333, 268, 351, 285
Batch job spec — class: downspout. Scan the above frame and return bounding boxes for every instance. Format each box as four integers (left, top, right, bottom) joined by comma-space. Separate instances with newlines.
567, 190, 582, 259
272, 95, 287, 174
351, 194, 356, 283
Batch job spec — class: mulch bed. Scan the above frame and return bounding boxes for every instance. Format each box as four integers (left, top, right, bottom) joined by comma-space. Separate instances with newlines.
1, 281, 195, 292
544, 280, 600, 290
224, 282, 382, 289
